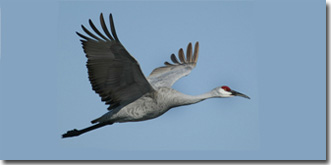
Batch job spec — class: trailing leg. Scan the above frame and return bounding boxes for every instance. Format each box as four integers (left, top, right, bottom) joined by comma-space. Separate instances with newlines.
62, 122, 113, 138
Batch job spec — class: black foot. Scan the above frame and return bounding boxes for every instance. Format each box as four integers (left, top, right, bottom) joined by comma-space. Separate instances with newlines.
62, 129, 81, 138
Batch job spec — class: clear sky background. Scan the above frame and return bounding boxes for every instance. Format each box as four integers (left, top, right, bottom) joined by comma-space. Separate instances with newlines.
0, 0, 325, 160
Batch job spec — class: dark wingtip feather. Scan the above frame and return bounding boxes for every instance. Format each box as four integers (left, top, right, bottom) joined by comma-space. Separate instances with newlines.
163, 42, 198, 67
100, 13, 114, 40
76, 31, 90, 40
89, 19, 108, 40
170, 54, 180, 64
186, 42, 192, 62
192, 42, 199, 64
109, 13, 120, 42
178, 48, 185, 63
164, 62, 173, 66
81, 24, 102, 41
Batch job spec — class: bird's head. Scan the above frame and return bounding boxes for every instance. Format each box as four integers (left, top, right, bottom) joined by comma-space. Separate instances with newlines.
214, 86, 250, 99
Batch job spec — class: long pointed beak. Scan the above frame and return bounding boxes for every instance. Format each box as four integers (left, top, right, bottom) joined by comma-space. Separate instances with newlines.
231, 90, 250, 99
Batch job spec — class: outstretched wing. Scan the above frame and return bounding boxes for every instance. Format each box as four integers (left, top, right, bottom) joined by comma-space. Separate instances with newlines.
147, 42, 199, 88
77, 13, 154, 111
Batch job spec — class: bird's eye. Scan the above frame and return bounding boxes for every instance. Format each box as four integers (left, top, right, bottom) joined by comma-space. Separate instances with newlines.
221, 86, 231, 92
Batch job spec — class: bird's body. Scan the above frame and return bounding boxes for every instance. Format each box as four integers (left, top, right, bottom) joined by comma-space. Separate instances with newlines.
62, 13, 250, 138
95, 87, 215, 124
96, 87, 177, 123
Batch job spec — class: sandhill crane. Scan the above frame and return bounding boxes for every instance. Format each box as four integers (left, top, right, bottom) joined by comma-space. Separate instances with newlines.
62, 13, 250, 138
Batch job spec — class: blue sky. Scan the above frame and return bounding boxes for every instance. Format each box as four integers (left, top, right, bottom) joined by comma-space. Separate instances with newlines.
0, 0, 325, 160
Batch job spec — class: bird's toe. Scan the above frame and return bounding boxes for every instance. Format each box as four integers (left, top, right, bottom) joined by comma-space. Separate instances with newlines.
62, 129, 81, 138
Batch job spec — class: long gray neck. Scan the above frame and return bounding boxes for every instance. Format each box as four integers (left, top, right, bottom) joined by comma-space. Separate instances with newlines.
172, 90, 217, 107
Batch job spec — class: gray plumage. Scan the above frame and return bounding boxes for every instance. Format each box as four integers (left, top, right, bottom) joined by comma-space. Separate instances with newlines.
62, 13, 250, 138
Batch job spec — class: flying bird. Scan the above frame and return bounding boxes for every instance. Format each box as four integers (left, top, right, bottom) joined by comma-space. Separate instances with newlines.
62, 13, 250, 138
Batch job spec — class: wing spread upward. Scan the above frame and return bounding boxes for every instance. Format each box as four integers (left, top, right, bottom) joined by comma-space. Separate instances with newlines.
147, 42, 199, 88
77, 13, 154, 111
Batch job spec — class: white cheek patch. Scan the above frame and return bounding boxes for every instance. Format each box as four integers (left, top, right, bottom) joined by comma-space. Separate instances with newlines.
218, 89, 233, 97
